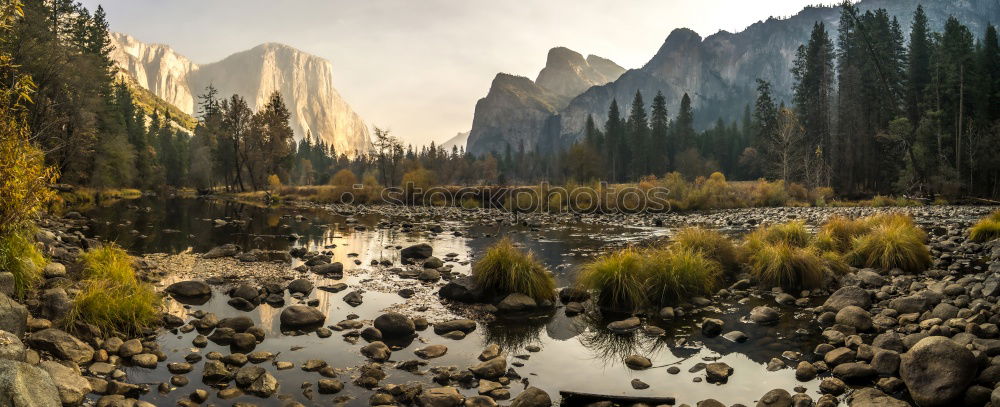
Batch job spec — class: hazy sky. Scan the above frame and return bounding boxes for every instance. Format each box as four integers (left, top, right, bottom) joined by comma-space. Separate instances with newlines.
81, 0, 820, 146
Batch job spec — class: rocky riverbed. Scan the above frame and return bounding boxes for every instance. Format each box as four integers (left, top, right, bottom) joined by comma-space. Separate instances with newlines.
1, 198, 998, 407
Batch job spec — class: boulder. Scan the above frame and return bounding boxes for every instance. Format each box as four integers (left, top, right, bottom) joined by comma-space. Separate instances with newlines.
312, 262, 344, 276
756, 388, 792, 407
401, 243, 433, 259
415, 345, 448, 359
701, 318, 724, 337
835, 306, 873, 331
433, 319, 477, 335
38, 360, 91, 405
374, 312, 416, 338
279, 305, 325, 328
705, 362, 733, 383
0, 359, 61, 407
26, 329, 93, 364
823, 286, 871, 311
750, 306, 779, 325
165, 280, 211, 297
888, 295, 928, 314
418, 386, 464, 407
469, 357, 506, 379
361, 341, 392, 362
217, 316, 254, 333
509, 387, 551, 407
624, 355, 652, 370
439, 276, 485, 303
607, 317, 641, 333
900, 336, 976, 407
848, 388, 909, 407
203, 244, 240, 259
497, 293, 537, 313
0, 330, 25, 362
287, 279, 314, 295
0, 293, 27, 337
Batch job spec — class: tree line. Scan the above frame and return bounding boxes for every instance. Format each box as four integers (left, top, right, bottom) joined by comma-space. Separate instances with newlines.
7, 1, 1000, 200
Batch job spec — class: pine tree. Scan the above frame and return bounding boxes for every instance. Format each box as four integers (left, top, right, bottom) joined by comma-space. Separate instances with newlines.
649, 91, 669, 174
907, 5, 932, 122
625, 90, 649, 178
791, 22, 835, 186
603, 100, 625, 182
674, 93, 695, 153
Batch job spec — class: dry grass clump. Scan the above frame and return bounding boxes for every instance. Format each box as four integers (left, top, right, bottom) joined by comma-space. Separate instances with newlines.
847, 215, 930, 273
670, 227, 738, 272
814, 216, 871, 253
969, 211, 1000, 243
577, 245, 721, 311
67, 245, 161, 335
472, 238, 556, 302
0, 230, 46, 298
747, 243, 826, 290
644, 246, 722, 306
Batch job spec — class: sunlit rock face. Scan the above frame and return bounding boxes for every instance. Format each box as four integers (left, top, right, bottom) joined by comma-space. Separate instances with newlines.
110, 33, 371, 155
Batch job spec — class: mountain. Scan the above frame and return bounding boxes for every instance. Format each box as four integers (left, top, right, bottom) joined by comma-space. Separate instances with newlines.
440, 131, 470, 151
467, 0, 1000, 156
466, 47, 624, 155
109, 33, 371, 155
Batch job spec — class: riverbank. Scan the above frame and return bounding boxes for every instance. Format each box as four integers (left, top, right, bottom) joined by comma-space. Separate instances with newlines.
1, 200, 998, 406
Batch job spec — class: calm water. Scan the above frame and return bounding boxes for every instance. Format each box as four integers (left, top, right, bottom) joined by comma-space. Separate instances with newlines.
82, 197, 823, 406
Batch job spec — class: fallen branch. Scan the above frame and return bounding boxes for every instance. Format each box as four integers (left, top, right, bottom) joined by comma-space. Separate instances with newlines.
559, 391, 676, 406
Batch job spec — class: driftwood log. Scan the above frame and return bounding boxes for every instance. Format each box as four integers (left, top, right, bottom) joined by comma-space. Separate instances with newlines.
558, 390, 676, 406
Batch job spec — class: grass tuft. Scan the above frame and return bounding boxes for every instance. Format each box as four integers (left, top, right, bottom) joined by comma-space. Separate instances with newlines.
847, 218, 930, 273
577, 245, 721, 311
670, 227, 738, 272
577, 247, 648, 310
747, 242, 826, 290
969, 211, 1000, 243
814, 216, 871, 253
68, 245, 161, 335
472, 238, 556, 302
644, 246, 721, 306
0, 230, 46, 298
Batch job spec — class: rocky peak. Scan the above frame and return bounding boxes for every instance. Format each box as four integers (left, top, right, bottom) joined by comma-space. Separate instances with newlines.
535, 47, 624, 100
110, 33, 371, 155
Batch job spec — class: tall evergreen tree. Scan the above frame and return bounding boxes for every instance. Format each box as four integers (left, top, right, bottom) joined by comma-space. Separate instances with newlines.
649, 91, 669, 174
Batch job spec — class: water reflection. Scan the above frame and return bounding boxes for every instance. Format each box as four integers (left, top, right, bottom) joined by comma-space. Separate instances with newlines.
83, 198, 824, 406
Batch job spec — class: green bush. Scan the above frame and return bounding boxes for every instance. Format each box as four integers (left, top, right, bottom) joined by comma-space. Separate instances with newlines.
747, 242, 826, 290
670, 227, 738, 272
0, 230, 46, 298
68, 245, 161, 335
969, 211, 1000, 243
472, 238, 555, 302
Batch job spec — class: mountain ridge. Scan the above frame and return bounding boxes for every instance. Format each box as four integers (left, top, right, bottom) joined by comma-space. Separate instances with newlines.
109, 33, 371, 155
467, 0, 1000, 156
